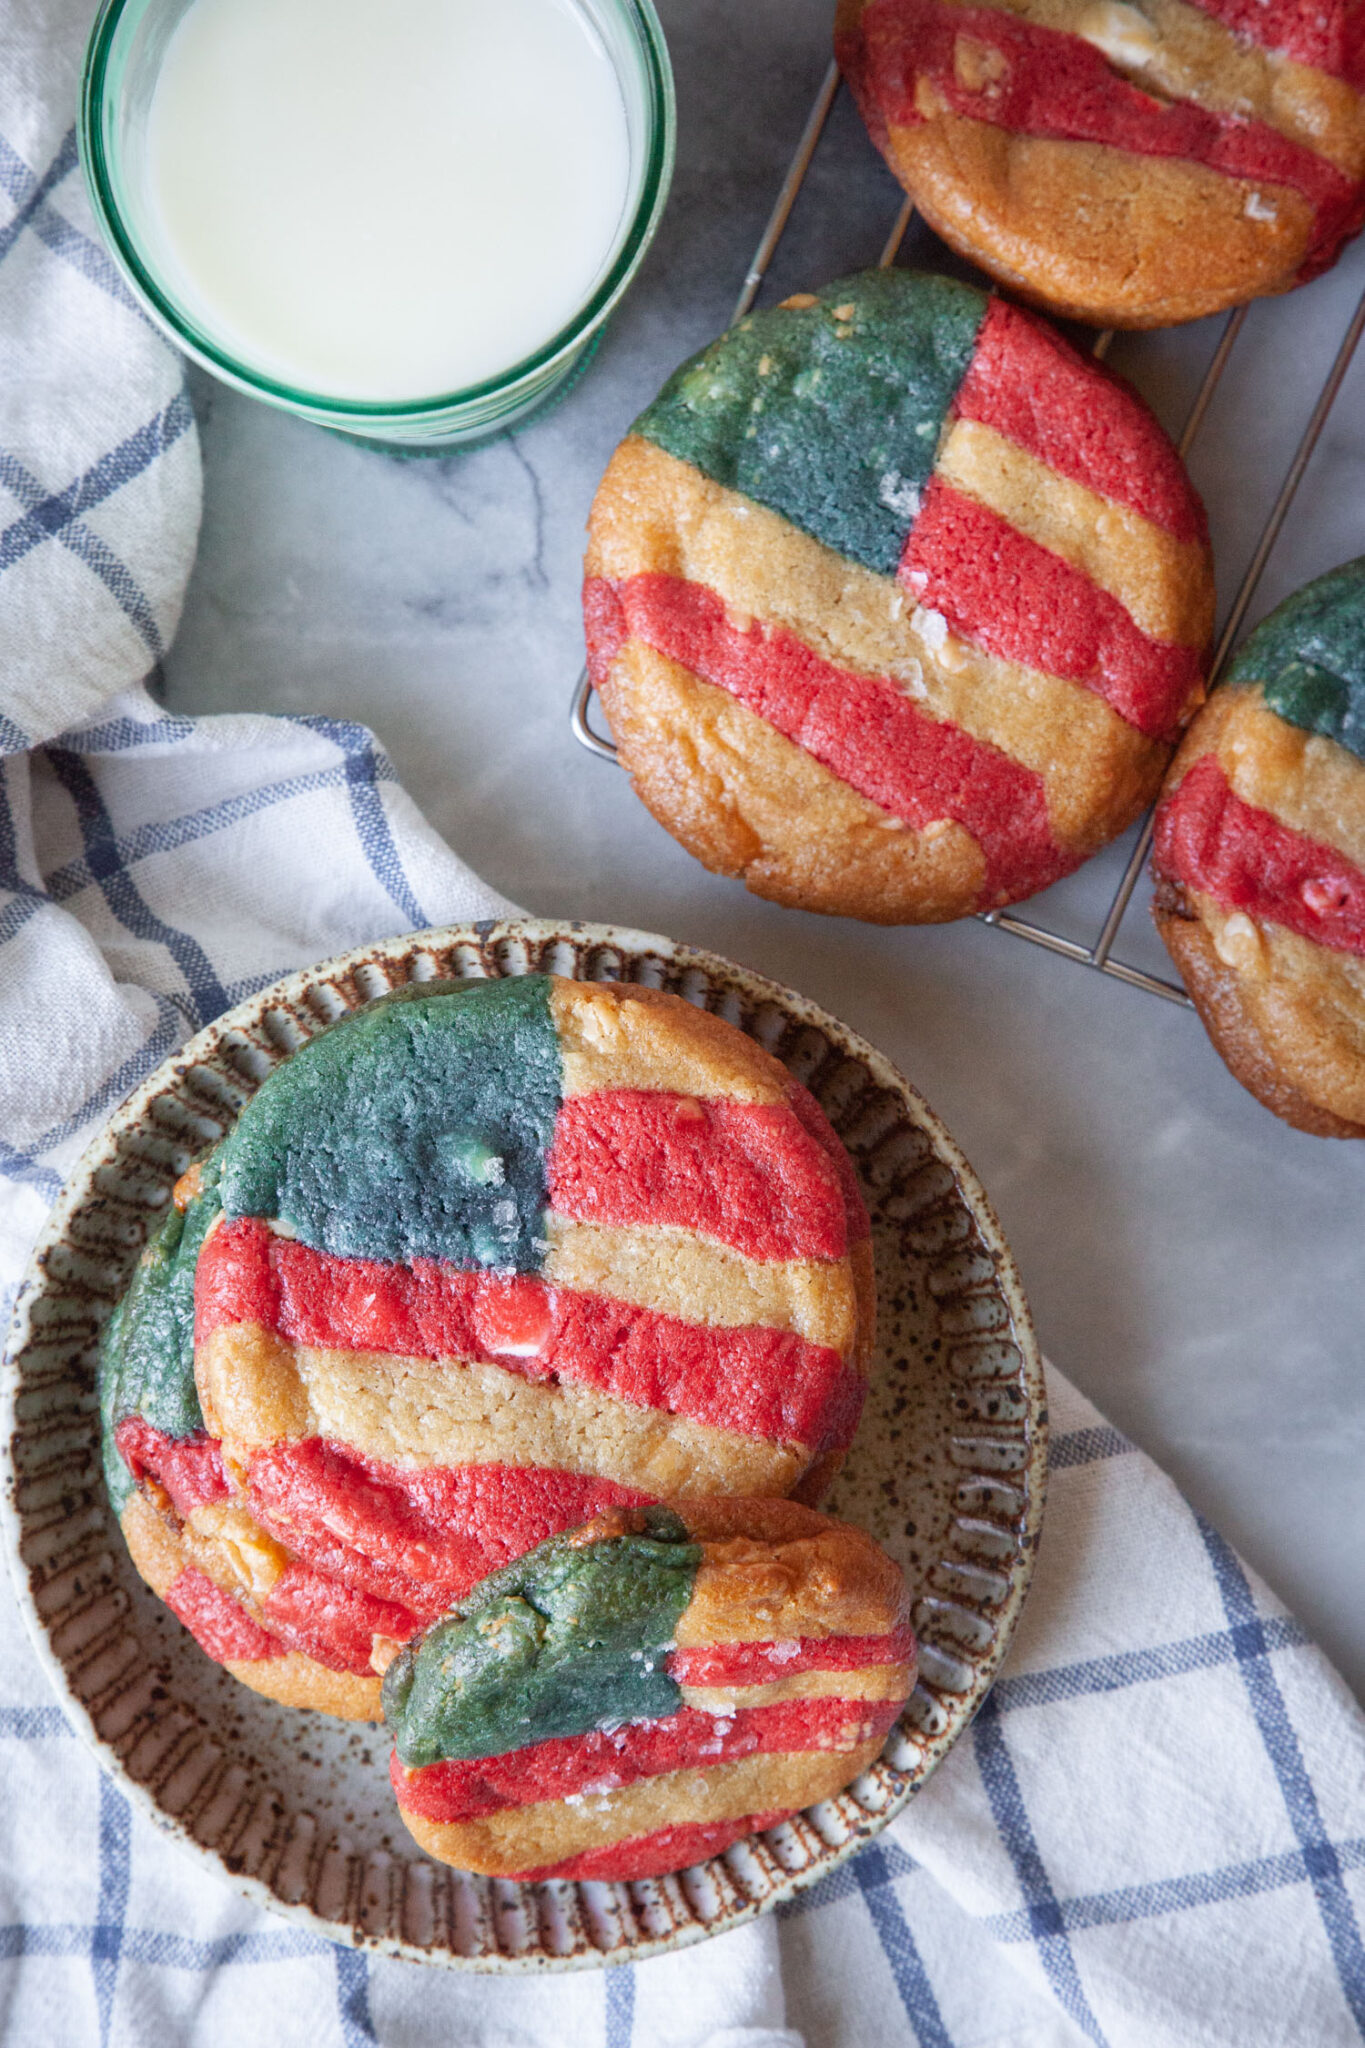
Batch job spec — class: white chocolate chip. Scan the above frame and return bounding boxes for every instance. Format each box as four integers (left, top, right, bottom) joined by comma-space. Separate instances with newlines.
1075, 1, 1160, 67
1244, 191, 1278, 223
1213, 912, 1264, 973
913, 606, 949, 651
922, 819, 955, 841
1303, 876, 1349, 915
953, 34, 1010, 90
878, 469, 923, 521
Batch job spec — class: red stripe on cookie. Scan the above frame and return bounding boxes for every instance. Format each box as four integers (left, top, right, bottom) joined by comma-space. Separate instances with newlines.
261, 1562, 416, 1675
785, 1082, 872, 1246
510, 1811, 794, 1882
670, 1624, 916, 1688
114, 1417, 230, 1518
900, 482, 1203, 738
549, 1090, 848, 1262
197, 1220, 863, 1451
1155, 753, 1365, 956
1184, 0, 1365, 91
585, 572, 629, 687
247, 1441, 649, 1620
954, 299, 1207, 545
393, 1696, 904, 1822
846, 0, 1362, 265
584, 571, 1073, 907
164, 1566, 285, 1664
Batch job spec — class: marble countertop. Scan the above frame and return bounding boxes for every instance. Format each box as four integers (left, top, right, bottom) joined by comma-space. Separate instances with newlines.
162, 0, 1365, 1702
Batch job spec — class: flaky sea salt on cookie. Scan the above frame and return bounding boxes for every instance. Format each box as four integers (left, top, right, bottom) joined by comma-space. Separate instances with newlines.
1153, 556, 1365, 1136
100, 977, 874, 1715
585, 269, 1213, 923
383, 1499, 914, 1881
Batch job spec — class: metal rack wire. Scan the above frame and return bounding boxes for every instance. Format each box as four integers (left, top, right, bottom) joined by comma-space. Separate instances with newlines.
570, 59, 1365, 1006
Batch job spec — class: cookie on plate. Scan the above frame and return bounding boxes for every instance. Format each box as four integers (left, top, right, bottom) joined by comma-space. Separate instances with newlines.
384, 1500, 914, 1880
585, 268, 1213, 923
101, 976, 874, 1714
1153, 557, 1365, 1135
835, 0, 1365, 327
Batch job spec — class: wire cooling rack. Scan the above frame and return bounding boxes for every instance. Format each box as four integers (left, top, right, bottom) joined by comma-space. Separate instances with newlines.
570, 59, 1365, 1006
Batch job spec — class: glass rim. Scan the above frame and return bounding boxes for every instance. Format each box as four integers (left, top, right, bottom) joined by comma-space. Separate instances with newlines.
79, 0, 676, 421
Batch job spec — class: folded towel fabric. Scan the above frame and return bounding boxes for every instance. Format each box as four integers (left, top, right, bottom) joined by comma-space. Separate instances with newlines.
2, 4, 1363, 2044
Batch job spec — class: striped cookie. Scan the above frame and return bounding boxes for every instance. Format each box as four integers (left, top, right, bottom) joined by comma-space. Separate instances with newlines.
1153, 557, 1365, 1135
384, 1499, 914, 1881
585, 269, 1212, 923
836, 0, 1365, 326
101, 977, 874, 1713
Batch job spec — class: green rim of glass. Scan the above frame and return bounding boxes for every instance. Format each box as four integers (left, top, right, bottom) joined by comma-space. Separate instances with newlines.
79, 0, 676, 422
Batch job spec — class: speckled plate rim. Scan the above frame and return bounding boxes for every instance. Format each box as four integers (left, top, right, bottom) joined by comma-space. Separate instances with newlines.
1, 918, 1047, 1970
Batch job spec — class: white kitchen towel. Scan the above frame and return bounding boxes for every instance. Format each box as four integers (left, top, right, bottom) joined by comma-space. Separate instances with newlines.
0, 0, 200, 754
3, 3, 1365, 2046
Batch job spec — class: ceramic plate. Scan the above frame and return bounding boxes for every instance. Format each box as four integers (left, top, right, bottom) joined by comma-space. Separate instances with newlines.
1, 920, 1046, 1969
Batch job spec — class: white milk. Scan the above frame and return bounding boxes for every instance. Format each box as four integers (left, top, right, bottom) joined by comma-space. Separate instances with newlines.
143, 0, 632, 401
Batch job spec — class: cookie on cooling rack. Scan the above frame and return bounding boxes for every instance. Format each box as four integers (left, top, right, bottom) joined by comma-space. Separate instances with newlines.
835, 0, 1365, 327
101, 976, 874, 1714
1153, 557, 1365, 1136
383, 1499, 914, 1881
584, 268, 1213, 923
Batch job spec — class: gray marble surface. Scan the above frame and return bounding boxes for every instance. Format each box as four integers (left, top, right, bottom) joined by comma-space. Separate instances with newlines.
161, 0, 1365, 1701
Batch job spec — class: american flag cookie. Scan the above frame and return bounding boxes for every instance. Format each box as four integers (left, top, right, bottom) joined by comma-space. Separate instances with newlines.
835, 0, 1365, 326
584, 269, 1213, 923
1153, 557, 1365, 1135
99, 976, 874, 1716
383, 1500, 914, 1882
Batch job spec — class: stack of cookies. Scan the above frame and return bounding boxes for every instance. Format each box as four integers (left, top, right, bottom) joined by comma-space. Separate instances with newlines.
101, 973, 913, 1877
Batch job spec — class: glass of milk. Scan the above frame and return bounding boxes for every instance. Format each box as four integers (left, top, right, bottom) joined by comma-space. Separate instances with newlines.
80, 0, 674, 450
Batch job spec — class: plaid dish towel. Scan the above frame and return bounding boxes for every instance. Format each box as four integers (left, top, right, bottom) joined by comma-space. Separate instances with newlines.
3, 4, 1365, 2045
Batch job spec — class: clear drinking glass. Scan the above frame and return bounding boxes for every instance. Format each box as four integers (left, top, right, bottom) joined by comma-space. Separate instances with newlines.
80, 0, 675, 451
